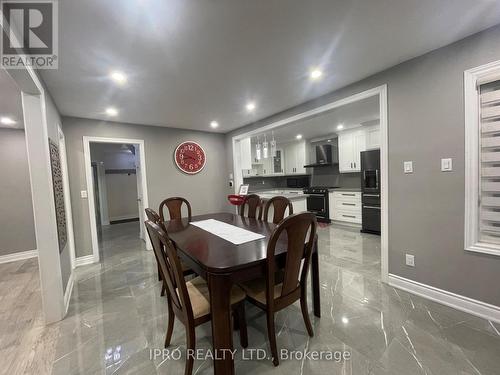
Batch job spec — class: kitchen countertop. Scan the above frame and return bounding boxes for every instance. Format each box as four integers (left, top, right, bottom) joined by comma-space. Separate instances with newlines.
328, 187, 361, 192
249, 189, 308, 200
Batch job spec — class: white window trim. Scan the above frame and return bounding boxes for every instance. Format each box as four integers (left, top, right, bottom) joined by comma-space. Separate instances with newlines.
464, 60, 500, 257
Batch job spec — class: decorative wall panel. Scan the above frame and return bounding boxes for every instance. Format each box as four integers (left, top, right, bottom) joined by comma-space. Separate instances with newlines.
49, 138, 67, 253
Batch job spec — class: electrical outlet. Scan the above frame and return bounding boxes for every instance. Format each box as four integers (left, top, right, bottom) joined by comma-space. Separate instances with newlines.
80, 190, 88, 199
404, 161, 413, 174
405, 254, 415, 267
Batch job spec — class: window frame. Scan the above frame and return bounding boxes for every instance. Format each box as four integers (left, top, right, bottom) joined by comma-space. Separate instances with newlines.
464, 60, 500, 257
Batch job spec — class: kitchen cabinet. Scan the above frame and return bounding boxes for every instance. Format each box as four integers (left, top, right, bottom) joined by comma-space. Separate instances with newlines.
365, 125, 380, 150
338, 129, 366, 173
284, 140, 307, 175
329, 191, 362, 224
262, 149, 284, 175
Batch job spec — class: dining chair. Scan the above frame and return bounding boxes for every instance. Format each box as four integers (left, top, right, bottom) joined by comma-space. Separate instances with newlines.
262, 196, 293, 224
159, 197, 192, 221
145, 208, 194, 296
239, 194, 262, 219
145, 220, 248, 375
240, 212, 317, 366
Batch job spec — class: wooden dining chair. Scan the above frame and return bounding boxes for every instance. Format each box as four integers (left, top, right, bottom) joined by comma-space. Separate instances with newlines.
262, 196, 293, 224
145, 208, 194, 296
240, 212, 317, 366
159, 197, 192, 221
239, 194, 262, 219
145, 220, 248, 375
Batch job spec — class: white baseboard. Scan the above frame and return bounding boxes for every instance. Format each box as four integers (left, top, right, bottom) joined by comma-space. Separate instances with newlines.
75, 255, 95, 267
0, 249, 38, 264
389, 274, 500, 323
63, 272, 74, 314
109, 214, 139, 222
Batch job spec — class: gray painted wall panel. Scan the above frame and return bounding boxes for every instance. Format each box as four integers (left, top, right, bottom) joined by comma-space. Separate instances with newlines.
0, 129, 36, 255
62, 117, 228, 258
225, 25, 500, 306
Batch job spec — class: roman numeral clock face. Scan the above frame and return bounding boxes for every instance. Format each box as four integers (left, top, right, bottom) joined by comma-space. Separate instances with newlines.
174, 141, 206, 174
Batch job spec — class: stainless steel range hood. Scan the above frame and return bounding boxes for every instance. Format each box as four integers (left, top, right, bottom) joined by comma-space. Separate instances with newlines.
304, 144, 337, 168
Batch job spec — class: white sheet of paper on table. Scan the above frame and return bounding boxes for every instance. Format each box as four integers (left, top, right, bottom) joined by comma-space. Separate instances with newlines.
190, 219, 265, 245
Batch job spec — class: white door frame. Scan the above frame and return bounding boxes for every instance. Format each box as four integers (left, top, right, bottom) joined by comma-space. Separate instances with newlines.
83, 136, 152, 264
231, 84, 389, 283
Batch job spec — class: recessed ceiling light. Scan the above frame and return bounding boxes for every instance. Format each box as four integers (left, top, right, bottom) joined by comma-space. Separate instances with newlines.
337, 124, 344, 130
110, 70, 127, 85
105, 107, 118, 116
296, 134, 303, 140
246, 102, 256, 112
310, 69, 323, 80
341, 316, 349, 324
0, 116, 16, 125
210, 120, 219, 129
327, 139, 332, 142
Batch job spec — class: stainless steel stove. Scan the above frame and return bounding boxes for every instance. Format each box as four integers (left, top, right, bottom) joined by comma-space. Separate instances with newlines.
303, 186, 338, 223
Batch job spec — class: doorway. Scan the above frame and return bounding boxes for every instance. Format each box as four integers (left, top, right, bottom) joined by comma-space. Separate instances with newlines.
83, 137, 151, 264
231, 85, 388, 282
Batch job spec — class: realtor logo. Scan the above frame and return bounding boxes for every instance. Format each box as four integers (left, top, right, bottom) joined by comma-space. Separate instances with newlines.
1, 0, 58, 69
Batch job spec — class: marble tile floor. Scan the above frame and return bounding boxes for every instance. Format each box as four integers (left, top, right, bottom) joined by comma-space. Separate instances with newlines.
1, 220, 499, 374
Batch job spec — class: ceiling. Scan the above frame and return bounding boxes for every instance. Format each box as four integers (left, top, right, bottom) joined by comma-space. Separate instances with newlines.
251, 95, 379, 144
0, 68, 24, 129
38, 0, 500, 133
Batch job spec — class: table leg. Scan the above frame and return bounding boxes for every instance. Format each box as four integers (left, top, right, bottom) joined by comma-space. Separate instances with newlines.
311, 238, 321, 318
208, 272, 235, 375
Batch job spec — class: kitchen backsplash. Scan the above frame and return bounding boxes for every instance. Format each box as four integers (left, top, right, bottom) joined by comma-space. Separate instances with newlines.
243, 168, 360, 190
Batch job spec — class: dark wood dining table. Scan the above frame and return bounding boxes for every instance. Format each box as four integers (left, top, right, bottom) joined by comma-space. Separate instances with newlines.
164, 212, 321, 375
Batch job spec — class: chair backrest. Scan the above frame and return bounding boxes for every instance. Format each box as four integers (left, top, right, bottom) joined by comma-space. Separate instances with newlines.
239, 194, 262, 219
159, 197, 192, 221
266, 212, 317, 307
262, 196, 293, 224
145, 208, 161, 223
145, 220, 194, 323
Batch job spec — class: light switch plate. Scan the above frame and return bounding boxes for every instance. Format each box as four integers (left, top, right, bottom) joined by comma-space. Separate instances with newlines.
405, 254, 415, 267
441, 158, 453, 172
80, 190, 88, 199
404, 161, 413, 174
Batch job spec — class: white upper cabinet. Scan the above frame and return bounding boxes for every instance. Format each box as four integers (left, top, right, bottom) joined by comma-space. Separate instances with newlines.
240, 138, 252, 170
338, 128, 366, 173
261, 149, 284, 175
284, 140, 308, 175
365, 125, 381, 150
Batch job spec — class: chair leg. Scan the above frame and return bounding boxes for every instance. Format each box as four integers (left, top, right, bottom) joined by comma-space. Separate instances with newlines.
160, 282, 166, 296
300, 288, 314, 337
157, 263, 162, 281
185, 327, 196, 375
237, 302, 248, 348
164, 295, 175, 347
266, 311, 279, 366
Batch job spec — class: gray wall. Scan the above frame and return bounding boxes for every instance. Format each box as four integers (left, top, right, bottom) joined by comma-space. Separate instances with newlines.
62, 116, 228, 258
106, 174, 138, 220
226, 25, 500, 306
0, 129, 36, 255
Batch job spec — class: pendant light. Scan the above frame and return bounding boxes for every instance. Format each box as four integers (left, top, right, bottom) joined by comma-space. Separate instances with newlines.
270, 131, 277, 158
262, 134, 269, 159
255, 136, 262, 161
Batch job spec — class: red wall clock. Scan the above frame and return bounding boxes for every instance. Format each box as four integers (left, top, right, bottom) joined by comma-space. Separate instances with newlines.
174, 141, 206, 174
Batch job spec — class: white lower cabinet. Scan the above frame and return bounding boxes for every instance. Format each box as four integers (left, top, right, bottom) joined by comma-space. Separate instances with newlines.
329, 191, 362, 224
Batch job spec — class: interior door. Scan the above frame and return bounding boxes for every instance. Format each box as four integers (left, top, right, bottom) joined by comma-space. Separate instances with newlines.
135, 145, 145, 241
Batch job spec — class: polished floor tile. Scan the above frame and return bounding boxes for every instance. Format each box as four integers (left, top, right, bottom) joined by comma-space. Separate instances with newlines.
1, 220, 499, 374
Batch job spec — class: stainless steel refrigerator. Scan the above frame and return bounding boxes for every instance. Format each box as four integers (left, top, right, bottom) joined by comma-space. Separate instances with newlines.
360, 149, 380, 234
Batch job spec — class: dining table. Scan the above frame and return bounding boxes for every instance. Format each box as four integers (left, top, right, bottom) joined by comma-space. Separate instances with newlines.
164, 212, 321, 375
